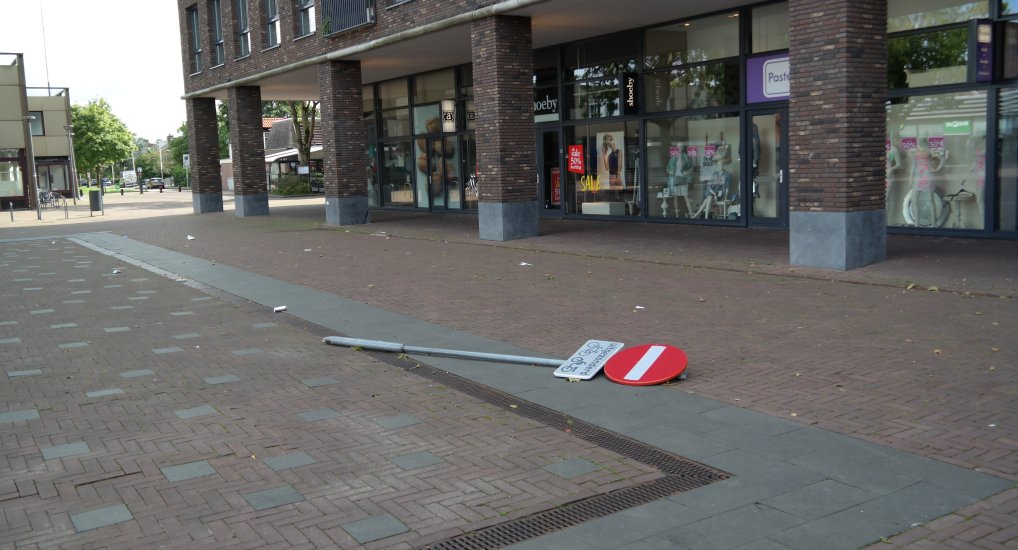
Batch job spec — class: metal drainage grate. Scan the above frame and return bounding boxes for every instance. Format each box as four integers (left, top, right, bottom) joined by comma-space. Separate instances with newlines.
76, 238, 731, 550
365, 353, 729, 550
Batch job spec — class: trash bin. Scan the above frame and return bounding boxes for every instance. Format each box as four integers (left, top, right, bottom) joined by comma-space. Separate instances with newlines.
88, 190, 102, 212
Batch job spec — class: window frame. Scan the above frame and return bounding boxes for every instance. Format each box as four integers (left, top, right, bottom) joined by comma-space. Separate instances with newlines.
211, 0, 225, 66
235, 0, 251, 58
264, 0, 280, 48
27, 111, 44, 136
297, 0, 316, 38
187, 5, 203, 74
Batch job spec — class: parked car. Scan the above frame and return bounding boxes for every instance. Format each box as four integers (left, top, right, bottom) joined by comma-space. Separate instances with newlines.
144, 178, 165, 190
101, 177, 111, 187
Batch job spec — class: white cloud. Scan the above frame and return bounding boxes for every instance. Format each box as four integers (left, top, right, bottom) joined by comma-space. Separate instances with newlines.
1, 0, 188, 143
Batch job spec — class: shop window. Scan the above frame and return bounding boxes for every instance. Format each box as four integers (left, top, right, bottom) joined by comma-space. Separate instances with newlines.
645, 113, 741, 221
565, 32, 638, 81
459, 65, 473, 98
566, 79, 621, 120
1006, 0, 1017, 14
998, 87, 1018, 231
888, 0, 988, 33
534, 48, 558, 88
265, 0, 280, 48
644, 60, 740, 112
379, 78, 410, 137
888, 27, 969, 88
414, 69, 455, 104
644, 13, 739, 69
363, 84, 375, 114
1005, 22, 1018, 79
378, 79, 408, 109
0, 160, 24, 198
886, 90, 988, 230
366, 115, 379, 207
563, 121, 640, 217
235, 0, 251, 58
752, 2, 788, 53
380, 141, 413, 205
381, 108, 410, 138
187, 5, 203, 73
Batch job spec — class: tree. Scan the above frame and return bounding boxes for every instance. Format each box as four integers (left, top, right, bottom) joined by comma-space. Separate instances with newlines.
71, 98, 136, 183
286, 100, 319, 167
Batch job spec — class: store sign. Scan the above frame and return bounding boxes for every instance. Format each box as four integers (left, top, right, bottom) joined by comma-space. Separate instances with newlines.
944, 120, 971, 135
972, 19, 994, 83
568, 145, 584, 174
621, 73, 639, 115
534, 92, 559, 123
747, 53, 790, 103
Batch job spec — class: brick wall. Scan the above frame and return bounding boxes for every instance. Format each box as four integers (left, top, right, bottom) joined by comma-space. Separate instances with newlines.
227, 86, 267, 194
178, 0, 502, 96
470, 15, 536, 203
185, 97, 222, 194
318, 60, 366, 197
788, 0, 887, 212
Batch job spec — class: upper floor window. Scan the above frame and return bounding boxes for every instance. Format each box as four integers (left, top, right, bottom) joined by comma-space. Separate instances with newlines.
186, 5, 203, 73
321, 0, 375, 36
265, 0, 280, 48
235, 0, 251, 58
28, 112, 44, 136
211, 0, 225, 65
297, 0, 316, 37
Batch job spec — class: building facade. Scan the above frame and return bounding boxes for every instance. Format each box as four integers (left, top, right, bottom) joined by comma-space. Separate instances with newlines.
176, 0, 1018, 270
0, 53, 74, 209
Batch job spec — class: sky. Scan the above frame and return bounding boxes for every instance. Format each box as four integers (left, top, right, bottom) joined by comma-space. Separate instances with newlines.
2, 0, 187, 144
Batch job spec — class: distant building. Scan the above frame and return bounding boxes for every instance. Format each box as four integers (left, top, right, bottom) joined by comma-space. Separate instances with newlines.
0, 52, 73, 208
176, 1, 1018, 269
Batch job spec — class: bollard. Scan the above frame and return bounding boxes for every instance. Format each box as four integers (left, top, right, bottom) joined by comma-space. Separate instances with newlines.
64, 200, 68, 219
120, 189, 124, 196
8, 201, 12, 222
178, 186, 182, 192
159, 188, 163, 193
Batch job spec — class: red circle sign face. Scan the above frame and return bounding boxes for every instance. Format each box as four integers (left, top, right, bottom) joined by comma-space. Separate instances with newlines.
603, 344, 688, 386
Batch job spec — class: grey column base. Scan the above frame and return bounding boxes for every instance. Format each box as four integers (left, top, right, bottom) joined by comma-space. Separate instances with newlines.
790, 210, 887, 270
478, 201, 539, 241
192, 193, 224, 214
325, 196, 369, 226
235, 193, 270, 217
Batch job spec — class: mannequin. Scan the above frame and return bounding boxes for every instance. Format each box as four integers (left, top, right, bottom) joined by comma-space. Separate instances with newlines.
904, 136, 948, 227
885, 137, 900, 198
690, 133, 731, 219
664, 143, 694, 215
751, 123, 761, 198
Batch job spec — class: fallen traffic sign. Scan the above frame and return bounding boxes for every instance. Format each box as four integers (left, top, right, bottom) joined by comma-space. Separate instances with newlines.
553, 340, 624, 380
603, 344, 688, 386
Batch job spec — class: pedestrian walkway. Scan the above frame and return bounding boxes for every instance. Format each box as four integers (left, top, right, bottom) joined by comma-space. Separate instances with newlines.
2, 195, 1017, 548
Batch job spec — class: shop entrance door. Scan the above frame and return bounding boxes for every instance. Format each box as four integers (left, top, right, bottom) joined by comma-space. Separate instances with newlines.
747, 109, 788, 227
537, 129, 562, 216
416, 137, 455, 210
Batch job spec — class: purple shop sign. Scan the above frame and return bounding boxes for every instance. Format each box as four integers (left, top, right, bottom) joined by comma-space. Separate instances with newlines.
747, 53, 790, 103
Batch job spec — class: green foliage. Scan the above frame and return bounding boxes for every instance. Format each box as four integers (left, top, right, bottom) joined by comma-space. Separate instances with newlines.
275, 175, 310, 196
262, 101, 290, 118
71, 98, 136, 183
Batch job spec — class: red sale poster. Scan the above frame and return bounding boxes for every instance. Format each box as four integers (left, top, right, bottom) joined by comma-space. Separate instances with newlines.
568, 145, 585, 174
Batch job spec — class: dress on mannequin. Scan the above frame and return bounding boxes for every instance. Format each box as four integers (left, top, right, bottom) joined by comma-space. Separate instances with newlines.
664, 144, 694, 216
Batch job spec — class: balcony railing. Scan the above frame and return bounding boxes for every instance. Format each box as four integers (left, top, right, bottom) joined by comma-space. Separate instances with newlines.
321, 0, 375, 36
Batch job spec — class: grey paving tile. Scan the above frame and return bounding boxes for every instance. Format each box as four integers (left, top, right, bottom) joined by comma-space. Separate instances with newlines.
509, 532, 597, 550
153, 347, 183, 354
0, 409, 39, 423
204, 375, 240, 385
104, 327, 130, 333
701, 406, 802, 436
543, 458, 600, 480
85, 388, 124, 398
232, 348, 262, 356
760, 479, 878, 520
793, 449, 923, 495
298, 408, 341, 422
58, 342, 88, 349
243, 485, 304, 511
0, 338, 22, 345
173, 333, 200, 339
629, 424, 734, 461
8, 369, 43, 377
882, 452, 1013, 502
342, 514, 410, 544
700, 450, 825, 491
375, 415, 421, 430
175, 405, 217, 419
70, 504, 133, 532
252, 322, 277, 328
41, 441, 90, 460
565, 500, 705, 549
119, 369, 156, 378
161, 460, 217, 482
669, 475, 792, 517
391, 451, 444, 471
663, 503, 804, 550
264, 451, 316, 472
302, 376, 338, 388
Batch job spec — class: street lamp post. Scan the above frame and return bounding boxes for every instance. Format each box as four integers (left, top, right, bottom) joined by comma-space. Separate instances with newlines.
24, 116, 41, 221
63, 124, 78, 205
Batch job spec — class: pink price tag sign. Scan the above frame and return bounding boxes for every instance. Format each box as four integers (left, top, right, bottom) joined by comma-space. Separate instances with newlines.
686, 146, 698, 158
704, 144, 717, 159
927, 136, 945, 151
900, 137, 918, 151
567, 145, 585, 174
669, 146, 681, 157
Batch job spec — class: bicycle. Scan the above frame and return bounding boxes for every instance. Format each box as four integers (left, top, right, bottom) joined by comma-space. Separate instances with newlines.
38, 189, 66, 208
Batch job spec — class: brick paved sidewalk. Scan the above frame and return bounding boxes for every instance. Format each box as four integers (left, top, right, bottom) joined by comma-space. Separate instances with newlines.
0, 238, 668, 549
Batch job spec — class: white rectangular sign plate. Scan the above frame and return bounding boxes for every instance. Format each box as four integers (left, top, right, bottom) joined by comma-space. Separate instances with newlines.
554, 339, 624, 380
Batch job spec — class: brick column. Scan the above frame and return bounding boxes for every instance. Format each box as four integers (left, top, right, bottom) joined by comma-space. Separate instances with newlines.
228, 86, 269, 217
788, 0, 887, 270
319, 60, 368, 226
471, 16, 538, 241
186, 97, 223, 214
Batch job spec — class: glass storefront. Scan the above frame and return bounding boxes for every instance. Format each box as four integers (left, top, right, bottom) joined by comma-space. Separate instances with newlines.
999, 87, 1018, 231
0, 149, 24, 199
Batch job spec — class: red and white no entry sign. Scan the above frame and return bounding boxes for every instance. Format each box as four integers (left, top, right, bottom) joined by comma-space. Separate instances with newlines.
603, 344, 688, 386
